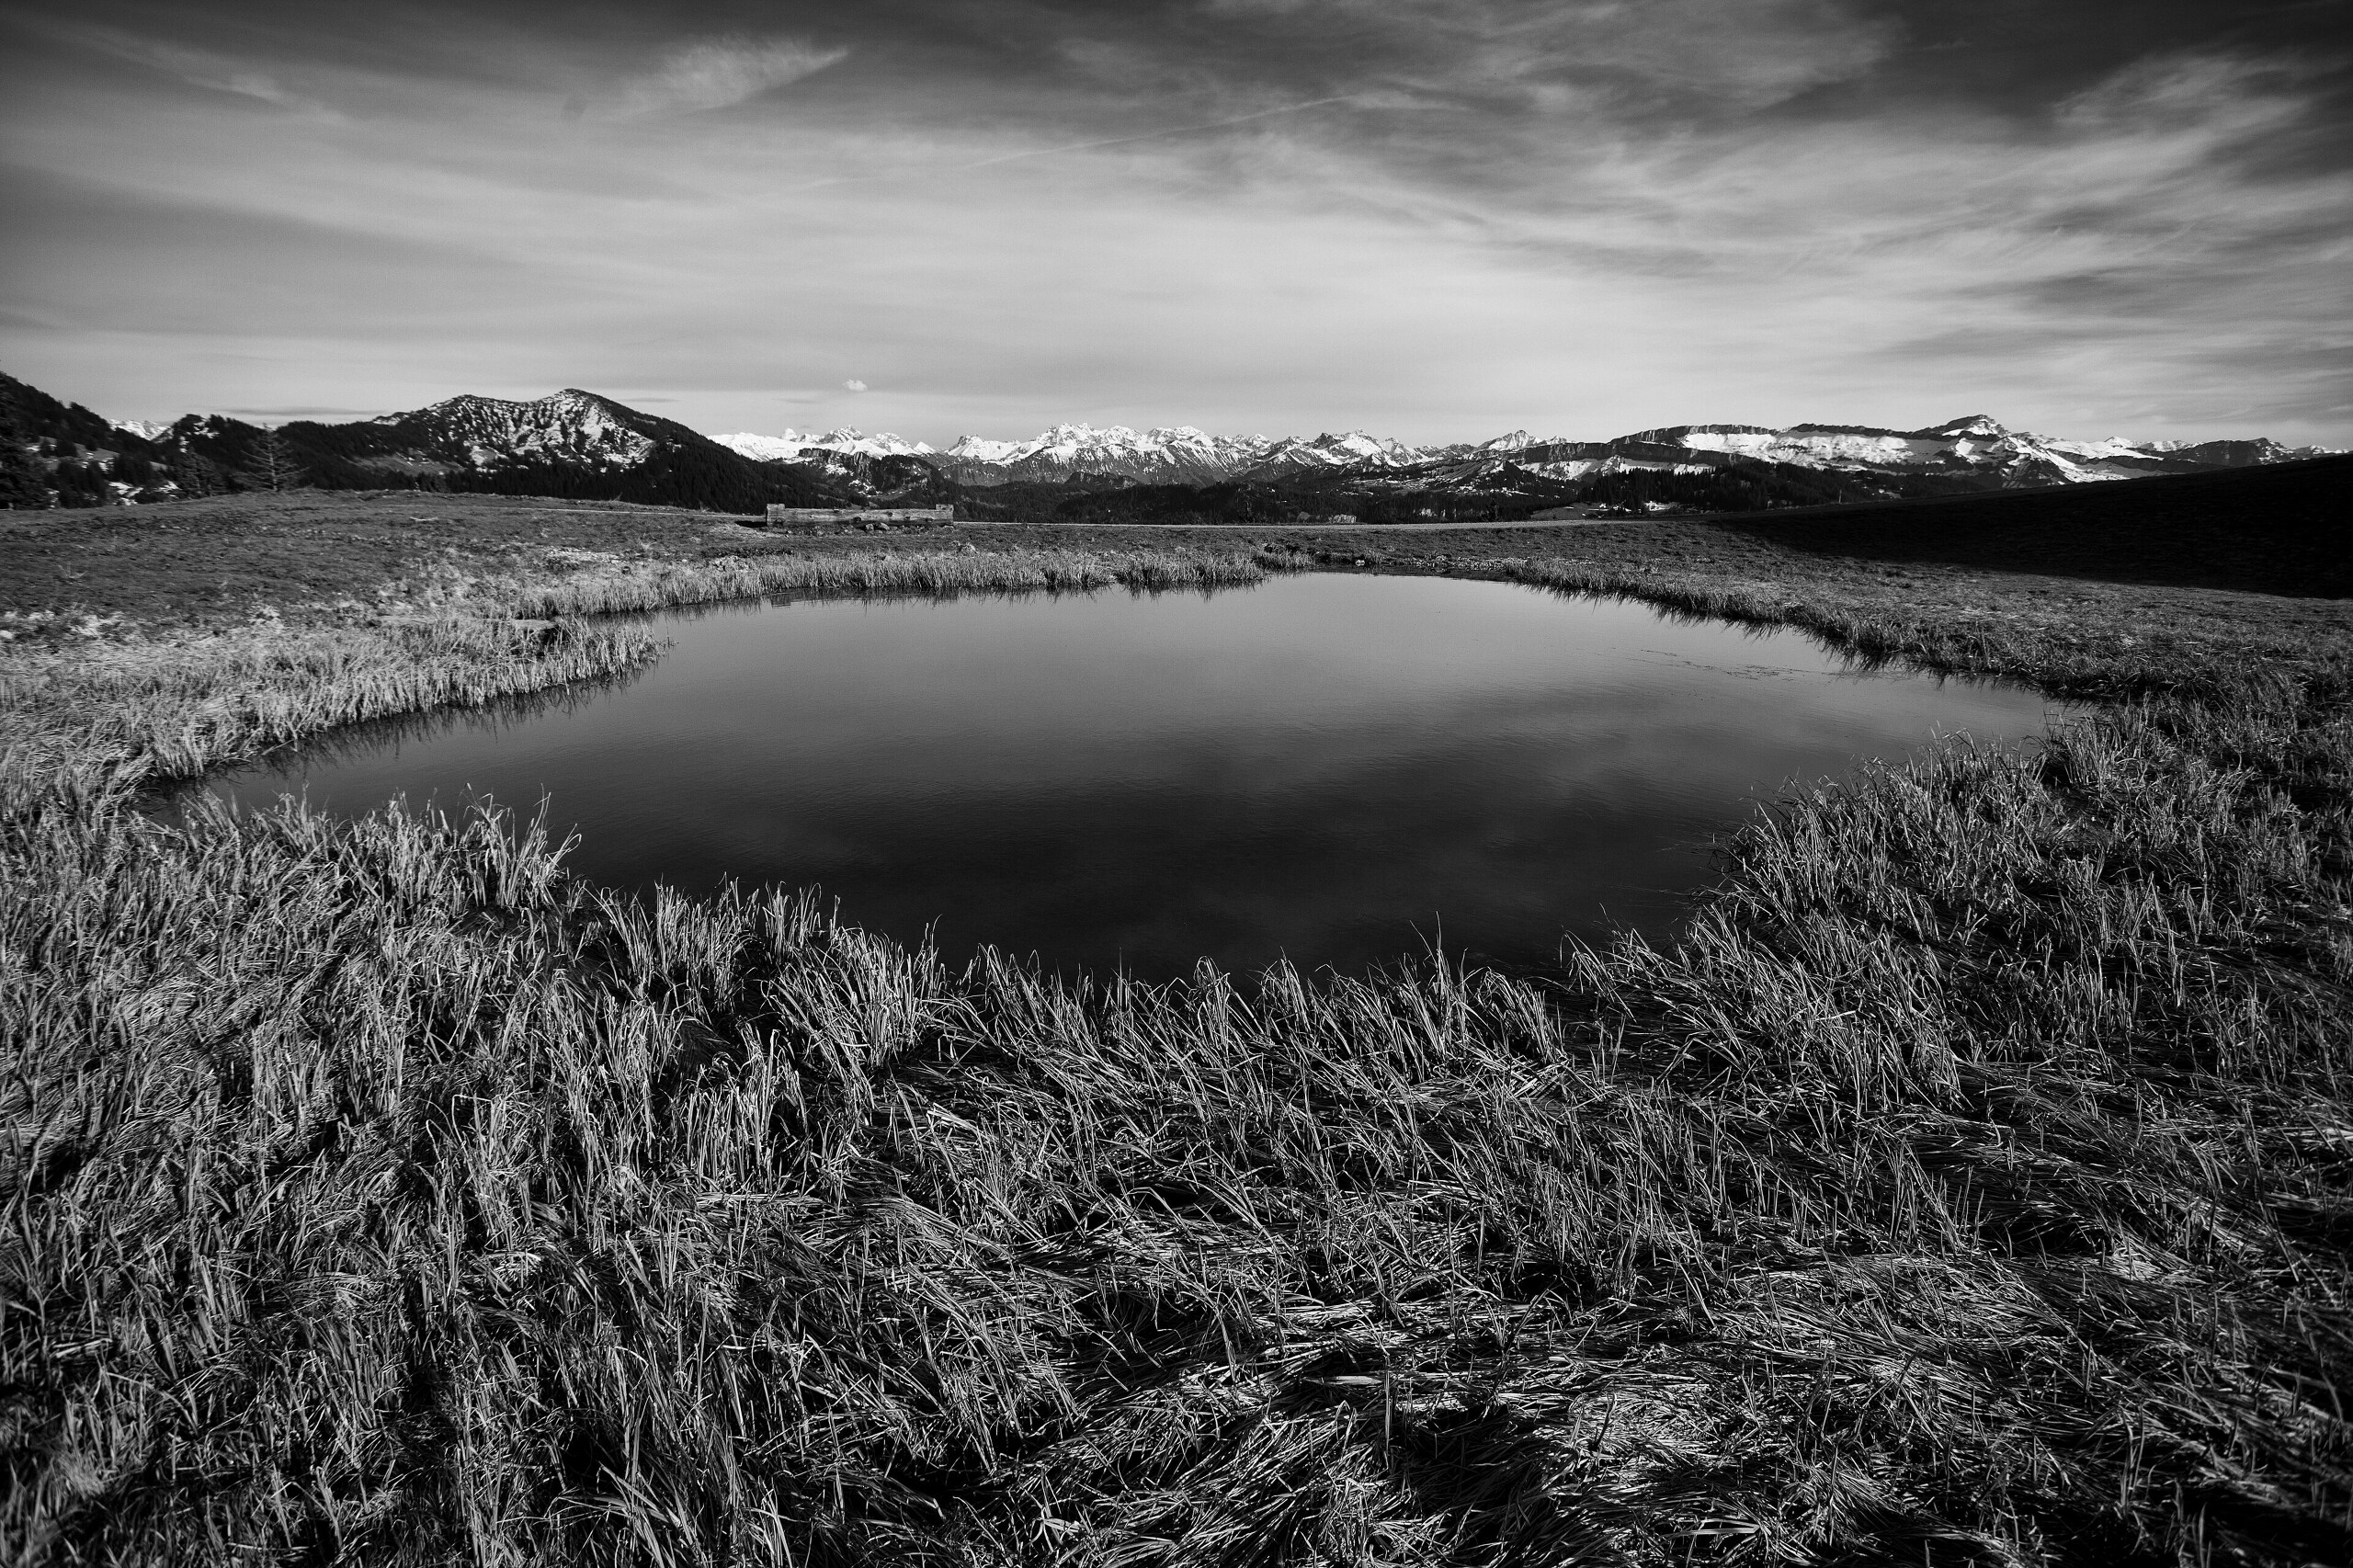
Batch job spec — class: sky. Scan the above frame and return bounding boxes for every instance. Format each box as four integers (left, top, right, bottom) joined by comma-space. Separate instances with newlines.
2, 1, 2347, 447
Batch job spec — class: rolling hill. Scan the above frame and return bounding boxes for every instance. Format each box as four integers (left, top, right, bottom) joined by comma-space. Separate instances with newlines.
1721, 452, 2353, 598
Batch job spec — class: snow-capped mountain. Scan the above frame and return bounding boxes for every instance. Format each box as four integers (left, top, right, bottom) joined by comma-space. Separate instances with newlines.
1240, 431, 1427, 478
712, 427, 936, 462
863, 412, 2331, 494
133, 388, 941, 512
928, 424, 1273, 484
1365, 415, 2330, 502
838, 422, 1445, 484
715, 421, 1262, 483
1612, 415, 2330, 490
372, 390, 667, 471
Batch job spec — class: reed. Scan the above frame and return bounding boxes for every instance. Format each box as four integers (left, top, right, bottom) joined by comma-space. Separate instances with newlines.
1502, 556, 2328, 704
0, 617, 661, 815
496, 544, 1285, 619
5, 541, 2349, 1564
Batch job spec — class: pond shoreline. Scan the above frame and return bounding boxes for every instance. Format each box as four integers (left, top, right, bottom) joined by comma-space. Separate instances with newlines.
177, 574, 2062, 980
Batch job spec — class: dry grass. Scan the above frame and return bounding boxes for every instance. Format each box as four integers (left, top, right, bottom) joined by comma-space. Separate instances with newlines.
492, 544, 1286, 619
0, 492, 1280, 632
1499, 557, 2331, 705
0, 618, 662, 816
4, 515, 2350, 1564
0, 543, 1284, 816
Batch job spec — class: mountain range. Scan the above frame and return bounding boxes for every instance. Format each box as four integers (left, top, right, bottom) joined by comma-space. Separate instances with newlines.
3, 371, 2334, 523
717, 413, 2324, 491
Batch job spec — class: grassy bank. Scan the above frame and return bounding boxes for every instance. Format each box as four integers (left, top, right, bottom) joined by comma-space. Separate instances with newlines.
0, 618, 664, 816
0, 493, 1274, 632
495, 542, 1284, 619
6, 498, 2351, 1563
0, 539, 1283, 814
1500, 557, 2321, 705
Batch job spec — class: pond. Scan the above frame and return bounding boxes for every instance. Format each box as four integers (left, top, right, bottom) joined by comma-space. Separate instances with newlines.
193, 574, 2059, 979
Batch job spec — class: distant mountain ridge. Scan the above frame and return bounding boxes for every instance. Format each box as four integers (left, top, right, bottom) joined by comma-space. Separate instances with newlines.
2, 383, 948, 513
712, 427, 938, 461
3, 369, 2336, 517
714, 423, 1534, 485
714, 412, 2331, 493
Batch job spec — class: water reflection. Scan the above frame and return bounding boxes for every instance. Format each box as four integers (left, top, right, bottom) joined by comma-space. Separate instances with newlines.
190, 574, 2059, 979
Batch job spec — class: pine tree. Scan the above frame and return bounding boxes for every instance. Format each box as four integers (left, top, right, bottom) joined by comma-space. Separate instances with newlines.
51, 458, 112, 508
168, 449, 224, 498
240, 427, 307, 493
0, 445, 47, 507
0, 412, 47, 508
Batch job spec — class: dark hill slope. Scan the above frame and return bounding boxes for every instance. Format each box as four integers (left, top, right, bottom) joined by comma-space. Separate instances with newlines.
1722, 453, 2353, 598
0, 371, 941, 514
273, 392, 838, 513
0, 370, 159, 458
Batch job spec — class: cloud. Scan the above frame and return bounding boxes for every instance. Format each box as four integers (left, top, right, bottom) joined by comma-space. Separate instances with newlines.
26, 18, 337, 118
843, 379, 868, 392
611, 36, 846, 119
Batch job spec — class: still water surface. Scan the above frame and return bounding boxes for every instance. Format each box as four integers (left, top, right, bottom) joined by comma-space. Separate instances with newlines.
199, 574, 2057, 977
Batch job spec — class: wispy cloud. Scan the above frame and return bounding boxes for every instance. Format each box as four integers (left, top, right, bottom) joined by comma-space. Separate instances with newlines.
609, 36, 846, 119
19, 17, 339, 118
953, 96, 1365, 172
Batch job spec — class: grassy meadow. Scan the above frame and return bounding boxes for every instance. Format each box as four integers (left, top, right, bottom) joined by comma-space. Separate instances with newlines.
5, 492, 2350, 1565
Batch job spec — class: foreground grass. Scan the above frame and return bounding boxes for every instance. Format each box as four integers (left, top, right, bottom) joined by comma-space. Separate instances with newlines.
5, 506, 2351, 1563
0, 619, 661, 815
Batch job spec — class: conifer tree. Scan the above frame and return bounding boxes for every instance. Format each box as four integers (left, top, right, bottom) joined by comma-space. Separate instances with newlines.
51, 458, 111, 508
240, 427, 308, 492
0, 413, 47, 508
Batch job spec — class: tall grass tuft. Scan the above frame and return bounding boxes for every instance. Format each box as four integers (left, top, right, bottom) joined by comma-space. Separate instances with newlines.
1504, 557, 2334, 706
498, 545, 1285, 619
0, 618, 661, 814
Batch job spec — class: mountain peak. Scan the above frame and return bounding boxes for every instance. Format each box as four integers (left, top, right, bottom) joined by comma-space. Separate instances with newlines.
710, 426, 934, 460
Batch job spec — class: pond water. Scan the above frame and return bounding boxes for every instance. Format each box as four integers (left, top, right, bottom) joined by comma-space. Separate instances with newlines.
193, 574, 2059, 978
